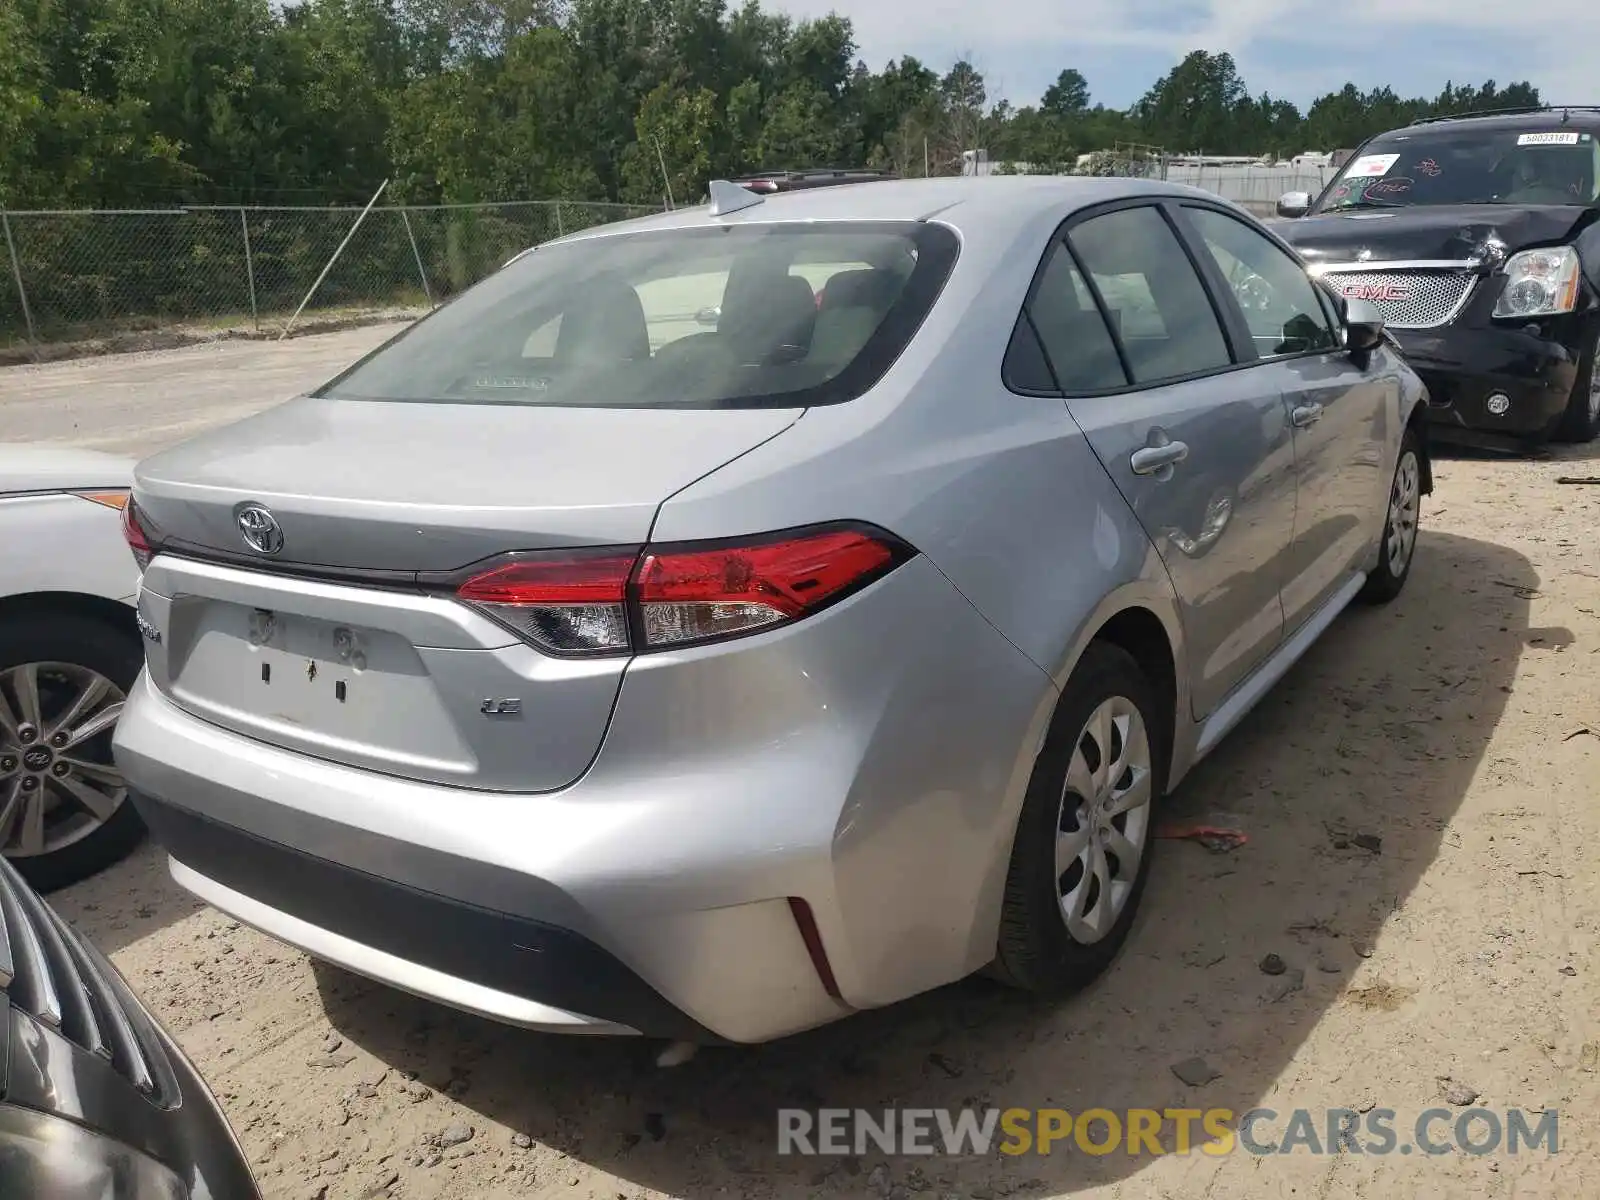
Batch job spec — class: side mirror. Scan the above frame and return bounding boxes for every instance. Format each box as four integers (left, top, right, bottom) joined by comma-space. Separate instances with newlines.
695, 305, 721, 327
1276, 191, 1312, 219
1343, 296, 1385, 354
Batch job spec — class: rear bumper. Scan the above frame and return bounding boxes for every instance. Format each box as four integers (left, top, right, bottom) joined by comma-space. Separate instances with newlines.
113, 555, 1057, 1044
1393, 319, 1586, 444
136, 796, 716, 1041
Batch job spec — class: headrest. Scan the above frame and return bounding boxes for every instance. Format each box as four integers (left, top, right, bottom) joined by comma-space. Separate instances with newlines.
819, 268, 902, 313
720, 271, 817, 365
556, 279, 650, 364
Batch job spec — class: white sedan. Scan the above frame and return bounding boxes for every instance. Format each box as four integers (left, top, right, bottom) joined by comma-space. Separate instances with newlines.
0, 443, 145, 889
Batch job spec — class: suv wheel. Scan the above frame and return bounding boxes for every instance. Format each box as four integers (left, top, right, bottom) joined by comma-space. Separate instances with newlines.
991, 642, 1165, 993
1552, 327, 1600, 444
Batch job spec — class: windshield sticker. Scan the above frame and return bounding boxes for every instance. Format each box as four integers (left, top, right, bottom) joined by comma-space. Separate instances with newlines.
1517, 131, 1581, 146
1364, 177, 1412, 196
1345, 153, 1401, 178
1415, 158, 1442, 177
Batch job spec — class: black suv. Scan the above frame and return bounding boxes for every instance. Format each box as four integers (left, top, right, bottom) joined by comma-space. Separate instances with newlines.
733, 168, 895, 193
0, 856, 260, 1197
1274, 106, 1600, 449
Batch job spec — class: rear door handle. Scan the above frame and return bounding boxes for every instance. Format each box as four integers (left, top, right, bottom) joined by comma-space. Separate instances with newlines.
1130, 441, 1189, 475
1291, 402, 1324, 427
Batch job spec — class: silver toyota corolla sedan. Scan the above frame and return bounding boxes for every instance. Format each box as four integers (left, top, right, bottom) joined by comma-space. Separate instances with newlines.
113, 176, 1430, 1046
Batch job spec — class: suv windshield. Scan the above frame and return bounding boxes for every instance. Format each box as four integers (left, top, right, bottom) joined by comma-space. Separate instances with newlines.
317, 221, 958, 409
1315, 123, 1600, 212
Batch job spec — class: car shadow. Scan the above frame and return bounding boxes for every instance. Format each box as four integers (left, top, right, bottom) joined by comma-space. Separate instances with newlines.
50, 839, 205, 955
317, 528, 1540, 1197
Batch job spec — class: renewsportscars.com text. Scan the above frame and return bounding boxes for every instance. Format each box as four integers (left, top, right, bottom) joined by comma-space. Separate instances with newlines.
776, 1106, 1560, 1158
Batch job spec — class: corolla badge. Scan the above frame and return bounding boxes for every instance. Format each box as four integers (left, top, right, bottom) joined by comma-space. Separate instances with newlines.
135, 610, 162, 644
236, 504, 284, 555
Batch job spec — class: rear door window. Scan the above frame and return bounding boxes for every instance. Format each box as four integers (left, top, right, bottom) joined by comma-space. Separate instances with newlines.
1021, 243, 1127, 392
317, 223, 957, 410
1065, 206, 1234, 386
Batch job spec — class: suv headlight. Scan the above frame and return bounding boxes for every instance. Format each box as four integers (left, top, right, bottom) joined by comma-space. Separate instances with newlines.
1493, 246, 1583, 318
0, 1103, 187, 1198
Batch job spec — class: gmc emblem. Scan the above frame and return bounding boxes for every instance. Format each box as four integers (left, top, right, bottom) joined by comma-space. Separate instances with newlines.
1339, 281, 1411, 302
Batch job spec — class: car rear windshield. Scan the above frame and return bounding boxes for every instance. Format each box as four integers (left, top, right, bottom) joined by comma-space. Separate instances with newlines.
316, 221, 958, 409
1316, 124, 1600, 212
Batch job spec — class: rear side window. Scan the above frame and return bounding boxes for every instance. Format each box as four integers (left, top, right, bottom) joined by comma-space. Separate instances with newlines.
1024, 243, 1128, 391
317, 222, 959, 410
1066, 206, 1234, 386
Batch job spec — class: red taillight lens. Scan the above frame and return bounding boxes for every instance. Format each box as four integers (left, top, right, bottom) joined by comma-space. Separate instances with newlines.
456, 551, 636, 656
121, 500, 155, 571
452, 525, 909, 657
634, 528, 899, 649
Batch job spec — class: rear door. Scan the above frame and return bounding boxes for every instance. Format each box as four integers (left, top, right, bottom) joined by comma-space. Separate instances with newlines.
1030, 202, 1299, 719
1176, 203, 1394, 632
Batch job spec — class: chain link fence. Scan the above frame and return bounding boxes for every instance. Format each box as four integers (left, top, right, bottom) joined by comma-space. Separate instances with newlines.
1158, 164, 1335, 216
996, 151, 1337, 217
0, 200, 660, 360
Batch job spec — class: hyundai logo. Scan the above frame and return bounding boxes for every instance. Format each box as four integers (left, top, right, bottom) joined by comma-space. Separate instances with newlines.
236, 504, 285, 555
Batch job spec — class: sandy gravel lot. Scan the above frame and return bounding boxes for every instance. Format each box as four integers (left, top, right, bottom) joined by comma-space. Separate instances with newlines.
6, 330, 1599, 1198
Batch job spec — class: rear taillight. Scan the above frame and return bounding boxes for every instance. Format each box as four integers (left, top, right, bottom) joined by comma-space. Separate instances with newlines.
120, 500, 156, 571
634, 528, 899, 648
452, 525, 911, 657
455, 550, 636, 656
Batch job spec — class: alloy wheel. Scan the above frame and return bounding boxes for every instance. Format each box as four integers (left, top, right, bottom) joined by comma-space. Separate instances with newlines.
1386, 449, 1421, 579
0, 662, 129, 858
1055, 696, 1154, 945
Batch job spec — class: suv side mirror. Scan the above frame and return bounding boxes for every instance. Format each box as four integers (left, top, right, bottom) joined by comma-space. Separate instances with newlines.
1276, 191, 1312, 219
1343, 296, 1385, 354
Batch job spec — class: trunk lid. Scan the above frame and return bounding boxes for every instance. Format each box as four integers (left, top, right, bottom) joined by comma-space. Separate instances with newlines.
131, 396, 800, 792
133, 396, 800, 570
0, 444, 132, 494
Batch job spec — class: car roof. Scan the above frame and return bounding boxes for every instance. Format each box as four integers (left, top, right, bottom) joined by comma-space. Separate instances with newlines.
551, 175, 1230, 245
1394, 107, 1600, 134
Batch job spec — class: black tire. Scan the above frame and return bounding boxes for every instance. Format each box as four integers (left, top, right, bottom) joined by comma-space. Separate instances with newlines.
1359, 425, 1424, 605
0, 610, 147, 891
991, 642, 1166, 994
1551, 328, 1600, 444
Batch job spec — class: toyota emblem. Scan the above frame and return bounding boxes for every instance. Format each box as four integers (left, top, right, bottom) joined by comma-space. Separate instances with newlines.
236, 504, 284, 555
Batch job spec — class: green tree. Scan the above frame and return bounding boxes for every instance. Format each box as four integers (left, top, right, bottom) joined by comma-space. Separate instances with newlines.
1041, 68, 1089, 118
1135, 49, 1249, 153
624, 80, 718, 203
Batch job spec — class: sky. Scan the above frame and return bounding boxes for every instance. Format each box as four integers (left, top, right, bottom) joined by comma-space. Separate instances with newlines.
771, 0, 1600, 118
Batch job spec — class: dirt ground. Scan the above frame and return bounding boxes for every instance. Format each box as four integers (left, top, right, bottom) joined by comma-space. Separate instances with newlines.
7, 330, 1598, 1198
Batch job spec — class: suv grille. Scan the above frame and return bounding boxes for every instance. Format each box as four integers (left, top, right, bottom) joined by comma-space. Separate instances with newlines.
1322, 270, 1477, 329
0, 859, 175, 1105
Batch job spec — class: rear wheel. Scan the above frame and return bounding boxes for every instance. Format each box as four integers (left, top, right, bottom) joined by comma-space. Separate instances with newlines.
991, 642, 1165, 993
0, 612, 146, 891
1551, 327, 1600, 444
1359, 425, 1423, 605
